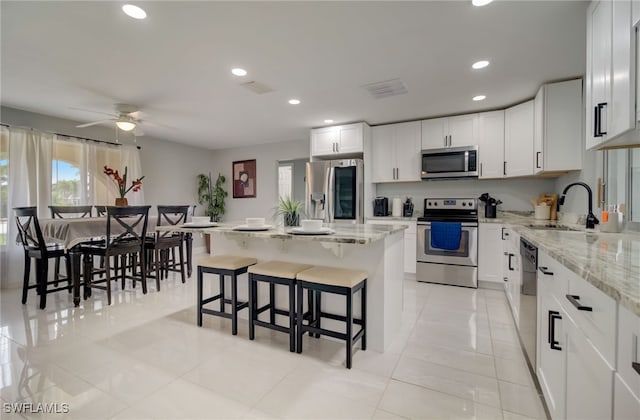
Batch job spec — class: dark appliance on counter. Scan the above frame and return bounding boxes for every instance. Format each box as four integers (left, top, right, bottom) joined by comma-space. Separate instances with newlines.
403, 197, 414, 217
421, 145, 478, 180
416, 198, 478, 288
373, 197, 389, 216
519, 238, 538, 372
478, 193, 502, 219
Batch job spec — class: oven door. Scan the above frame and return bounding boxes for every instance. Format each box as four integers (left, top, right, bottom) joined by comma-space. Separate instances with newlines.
416, 222, 478, 266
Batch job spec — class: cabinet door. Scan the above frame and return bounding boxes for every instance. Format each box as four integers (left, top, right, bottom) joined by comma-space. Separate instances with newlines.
537, 286, 567, 420
534, 87, 545, 175
394, 121, 422, 182
421, 118, 447, 149
611, 0, 634, 139
337, 123, 364, 154
478, 223, 504, 283
477, 111, 505, 179
614, 374, 640, 420
565, 314, 614, 420
371, 125, 396, 182
404, 232, 416, 274
504, 100, 534, 177
448, 114, 477, 147
311, 127, 337, 156
586, 0, 612, 149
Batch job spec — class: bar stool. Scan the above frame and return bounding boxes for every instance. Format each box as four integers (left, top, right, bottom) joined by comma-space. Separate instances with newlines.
197, 255, 257, 335
295, 266, 367, 369
248, 261, 313, 352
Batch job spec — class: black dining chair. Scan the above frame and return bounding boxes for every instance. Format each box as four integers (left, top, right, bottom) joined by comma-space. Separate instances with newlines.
79, 205, 151, 305
185, 205, 197, 277
94, 205, 107, 217
48, 205, 93, 284
146, 205, 189, 288
14, 207, 71, 309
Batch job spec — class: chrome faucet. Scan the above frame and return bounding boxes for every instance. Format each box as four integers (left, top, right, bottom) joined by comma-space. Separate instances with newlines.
558, 182, 600, 229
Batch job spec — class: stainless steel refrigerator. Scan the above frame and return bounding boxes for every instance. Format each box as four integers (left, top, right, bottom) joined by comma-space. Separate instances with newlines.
305, 159, 364, 224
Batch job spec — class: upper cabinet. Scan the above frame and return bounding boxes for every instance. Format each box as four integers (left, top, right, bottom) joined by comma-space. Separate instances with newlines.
421, 114, 477, 149
534, 79, 583, 175
371, 121, 421, 183
477, 110, 505, 179
586, 0, 639, 149
504, 100, 535, 177
311, 122, 368, 157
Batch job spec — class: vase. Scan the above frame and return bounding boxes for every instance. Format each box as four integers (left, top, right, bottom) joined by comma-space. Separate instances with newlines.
283, 213, 299, 227
115, 197, 128, 207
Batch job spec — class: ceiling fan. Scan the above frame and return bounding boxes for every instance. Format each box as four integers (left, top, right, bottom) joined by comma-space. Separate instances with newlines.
73, 103, 144, 134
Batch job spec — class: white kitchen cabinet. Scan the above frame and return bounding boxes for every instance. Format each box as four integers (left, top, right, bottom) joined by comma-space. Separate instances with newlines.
478, 223, 504, 284
421, 114, 477, 149
616, 305, 640, 408
634, 0, 640, 25
311, 122, 367, 157
366, 219, 416, 274
614, 374, 640, 420
477, 110, 505, 179
586, 0, 639, 149
371, 121, 421, 183
502, 227, 521, 324
534, 79, 583, 174
504, 100, 534, 177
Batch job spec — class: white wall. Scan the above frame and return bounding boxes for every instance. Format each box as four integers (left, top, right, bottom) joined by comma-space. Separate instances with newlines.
376, 178, 557, 215
207, 139, 309, 222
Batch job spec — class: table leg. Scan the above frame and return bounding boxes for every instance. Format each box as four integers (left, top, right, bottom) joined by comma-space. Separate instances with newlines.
69, 248, 82, 307
186, 233, 193, 277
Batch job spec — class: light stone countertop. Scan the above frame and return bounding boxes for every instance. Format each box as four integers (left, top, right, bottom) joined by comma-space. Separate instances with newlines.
159, 222, 407, 245
481, 211, 640, 317
366, 216, 418, 222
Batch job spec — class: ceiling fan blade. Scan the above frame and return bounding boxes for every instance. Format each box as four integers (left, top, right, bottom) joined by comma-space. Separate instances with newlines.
76, 119, 114, 128
133, 127, 145, 136
69, 106, 116, 117
127, 111, 142, 119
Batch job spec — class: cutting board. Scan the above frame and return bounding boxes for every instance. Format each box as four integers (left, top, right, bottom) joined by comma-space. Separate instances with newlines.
539, 194, 558, 220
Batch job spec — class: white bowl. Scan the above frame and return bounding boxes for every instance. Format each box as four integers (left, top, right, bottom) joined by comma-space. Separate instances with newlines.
301, 219, 323, 231
246, 217, 265, 227
192, 216, 210, 224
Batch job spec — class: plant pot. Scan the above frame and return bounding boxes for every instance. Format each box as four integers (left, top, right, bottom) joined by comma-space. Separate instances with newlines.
115, 197, 128, 206
283, 213, 299, 227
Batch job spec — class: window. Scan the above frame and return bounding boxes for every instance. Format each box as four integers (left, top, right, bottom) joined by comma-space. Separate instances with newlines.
51, 159, 81, 205
605, 149, 639, 229
278, 162, 293, 199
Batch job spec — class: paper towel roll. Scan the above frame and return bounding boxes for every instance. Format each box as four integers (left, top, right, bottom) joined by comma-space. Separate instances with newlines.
392, 198, 402, 217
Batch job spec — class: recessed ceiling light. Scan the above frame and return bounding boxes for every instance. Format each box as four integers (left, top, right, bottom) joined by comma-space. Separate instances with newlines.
324, 119, 334, 124
472, 60, 490, 70
231, 68, 247, 77
472, 0, 493, 6
288, 99, 301, 105
122, 4, 147, 19
473, 95, 487, 101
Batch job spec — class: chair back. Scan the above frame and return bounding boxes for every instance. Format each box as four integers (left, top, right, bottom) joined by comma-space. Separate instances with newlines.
14, 207, 47, 252
105, 206, 151, 254
156, 205, 189, 243
49, 205, 93, 218
189, 205, 197, 216
94, 205, 107, 217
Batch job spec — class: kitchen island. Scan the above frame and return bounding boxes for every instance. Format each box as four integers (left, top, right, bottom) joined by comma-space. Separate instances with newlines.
206, 223, 407, 352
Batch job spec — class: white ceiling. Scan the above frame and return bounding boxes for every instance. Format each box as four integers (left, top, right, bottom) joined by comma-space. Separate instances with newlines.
1, 1, 587, 150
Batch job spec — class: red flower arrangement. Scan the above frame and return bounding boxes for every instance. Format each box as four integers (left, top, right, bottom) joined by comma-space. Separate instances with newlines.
103, 166, 145, 198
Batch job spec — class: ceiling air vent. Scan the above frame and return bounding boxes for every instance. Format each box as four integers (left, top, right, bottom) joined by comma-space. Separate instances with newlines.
361, 78, 408, 99
240, 80, 274, 94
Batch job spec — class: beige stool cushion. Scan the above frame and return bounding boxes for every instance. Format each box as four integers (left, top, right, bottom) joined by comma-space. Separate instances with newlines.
248, 260, 313, 280
198, 255, 257, 271
296, 266, 367, 288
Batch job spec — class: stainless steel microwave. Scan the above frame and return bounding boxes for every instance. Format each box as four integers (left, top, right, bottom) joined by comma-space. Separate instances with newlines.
421, 145, 478, 179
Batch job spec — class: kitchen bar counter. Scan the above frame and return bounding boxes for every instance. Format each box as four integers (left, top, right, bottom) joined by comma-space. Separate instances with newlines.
481, 211, 640, 317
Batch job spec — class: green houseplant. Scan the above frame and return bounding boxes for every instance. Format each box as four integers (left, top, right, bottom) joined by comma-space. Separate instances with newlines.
275, 195, 304, 227
197, 172, 227, 222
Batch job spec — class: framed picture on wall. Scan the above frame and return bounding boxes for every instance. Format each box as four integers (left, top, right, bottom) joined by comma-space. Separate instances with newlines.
232, 159, 257, 198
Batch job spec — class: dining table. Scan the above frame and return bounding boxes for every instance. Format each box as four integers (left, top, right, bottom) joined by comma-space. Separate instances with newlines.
40, 216, 195, 307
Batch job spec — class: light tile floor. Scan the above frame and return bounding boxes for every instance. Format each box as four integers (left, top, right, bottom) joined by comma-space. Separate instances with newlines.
0, 265, 548, 419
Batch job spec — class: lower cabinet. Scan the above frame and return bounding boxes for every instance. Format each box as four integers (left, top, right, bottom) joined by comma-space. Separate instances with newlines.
366, 219, 416, 274
614, 373, 640, 420
478, 223, 504, 284
615, 305, 640, 419
503, 227, 521, 325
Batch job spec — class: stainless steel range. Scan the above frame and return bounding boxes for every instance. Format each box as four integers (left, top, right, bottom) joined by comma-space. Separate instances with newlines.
416, 198, 478, 288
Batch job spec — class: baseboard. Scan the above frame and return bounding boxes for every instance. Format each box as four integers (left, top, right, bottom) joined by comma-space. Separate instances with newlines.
478, 280, 505, 291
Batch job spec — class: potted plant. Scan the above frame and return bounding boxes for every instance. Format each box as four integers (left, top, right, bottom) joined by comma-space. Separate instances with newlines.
275, 195, 304, 227
197, 172, 227, 222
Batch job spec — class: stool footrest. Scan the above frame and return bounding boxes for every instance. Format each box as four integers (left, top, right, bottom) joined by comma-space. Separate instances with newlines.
319, 311, 363, 326
256, 304, 270, 315
201, 308, 233, 320
253, 319, 292, 335
201, 294, 223, 305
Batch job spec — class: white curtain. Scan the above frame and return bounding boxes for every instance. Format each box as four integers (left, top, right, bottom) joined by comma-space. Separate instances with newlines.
120, 145, 145, 205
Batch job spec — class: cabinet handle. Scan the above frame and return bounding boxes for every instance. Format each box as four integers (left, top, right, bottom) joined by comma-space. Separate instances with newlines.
594, 106, 600, 138
632, 362, 640, 375
503, 161, 507, 176
596, 102, 607, 136
549, 310, 562, 351
504, 277, 508, 282
566, 295, 593, 312
336, 142, 339, 153
449, 135, 452, 147
536, 152, 541, 169
508, 253, 514, 271
332, 143, 336, 153
501, 227, 508, 240
396, 167, 399, 179
480, 163, 483, 177
538, 266, 554, 275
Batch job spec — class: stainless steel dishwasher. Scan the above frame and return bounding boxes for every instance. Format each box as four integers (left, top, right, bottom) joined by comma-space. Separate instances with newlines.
519, 238, 538, 371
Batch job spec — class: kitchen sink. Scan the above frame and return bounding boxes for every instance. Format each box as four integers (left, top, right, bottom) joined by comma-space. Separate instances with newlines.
527, 224, 581, 232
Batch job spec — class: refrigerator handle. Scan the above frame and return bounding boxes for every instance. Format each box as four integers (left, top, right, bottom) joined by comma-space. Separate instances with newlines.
326, 166, 335, 222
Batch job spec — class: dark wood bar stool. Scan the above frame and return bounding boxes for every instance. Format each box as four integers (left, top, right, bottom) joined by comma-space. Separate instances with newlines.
197, 255, 257, 335
248, 261, 313, 352
295, 266, 367, 369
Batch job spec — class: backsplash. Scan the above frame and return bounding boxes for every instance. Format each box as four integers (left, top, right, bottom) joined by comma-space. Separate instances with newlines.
376, 178, 557, 215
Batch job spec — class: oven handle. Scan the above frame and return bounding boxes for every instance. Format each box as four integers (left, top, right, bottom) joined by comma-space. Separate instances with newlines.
417, 222, 478, 228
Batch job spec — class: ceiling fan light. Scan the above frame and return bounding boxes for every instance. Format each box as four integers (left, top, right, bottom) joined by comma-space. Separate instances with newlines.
122, 4, 147, 19
116, 121, 136, 131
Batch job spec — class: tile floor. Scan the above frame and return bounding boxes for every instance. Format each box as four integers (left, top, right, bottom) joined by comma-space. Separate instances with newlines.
0, 263, 548, 419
